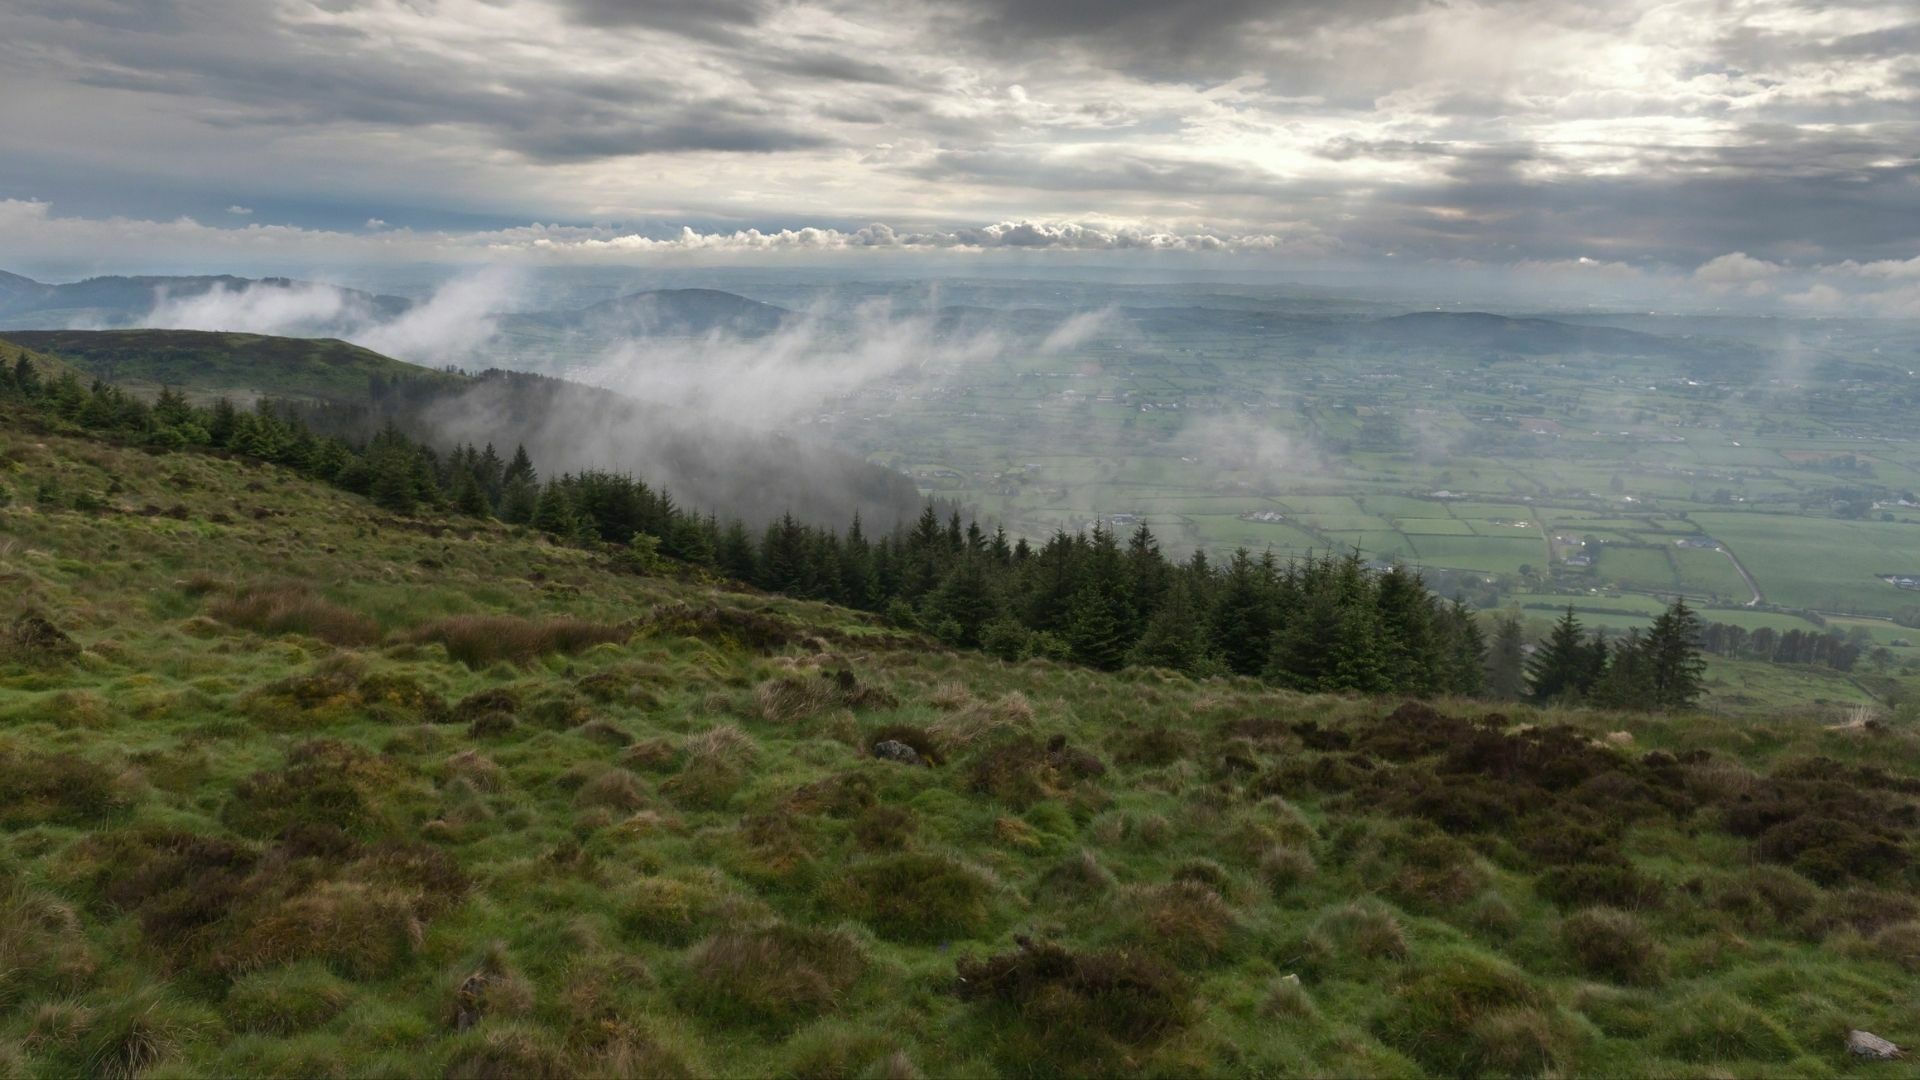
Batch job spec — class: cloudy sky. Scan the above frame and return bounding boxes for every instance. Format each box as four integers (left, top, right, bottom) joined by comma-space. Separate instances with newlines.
1, 0, 1917, 297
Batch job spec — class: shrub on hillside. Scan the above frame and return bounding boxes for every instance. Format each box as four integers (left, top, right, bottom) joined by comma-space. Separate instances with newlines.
1258, 844, 1318, 894
1035, 849, 1117, 903
0, 749, 131, 825
1536, 855, 1665, 910
754, 669, 898, 725
851, 804, 918, 852
220, 740, 405, 840
2, 609, 80, 664
72, 986, 215, 1080
1755, 814, 1906, 885
954, 938, 1191, 1072
662, 725, 757, 808
444, 1024, 572, 1080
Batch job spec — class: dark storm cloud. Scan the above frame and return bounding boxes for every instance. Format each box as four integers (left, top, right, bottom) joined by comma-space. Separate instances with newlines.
939, 0, 1432, 78
1361, 157, 1920, 265
10, 0, 842, 161
557, 0, 772, 41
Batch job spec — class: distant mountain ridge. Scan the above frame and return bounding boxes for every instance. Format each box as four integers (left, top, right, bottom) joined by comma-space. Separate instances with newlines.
1364, 310, 1670, 355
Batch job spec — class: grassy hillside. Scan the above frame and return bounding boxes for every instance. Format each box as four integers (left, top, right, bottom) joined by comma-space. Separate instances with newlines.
3, 411, 1919, 1077
0, 330, 462, 404
0, 336, 90, 386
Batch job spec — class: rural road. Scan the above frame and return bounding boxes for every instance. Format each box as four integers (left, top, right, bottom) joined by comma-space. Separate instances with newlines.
1718, 545, 1764, 607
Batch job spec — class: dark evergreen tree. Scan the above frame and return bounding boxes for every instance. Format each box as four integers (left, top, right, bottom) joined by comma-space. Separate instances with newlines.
1527, 607, 1592, 702
1486, 614, 1528, 700
1645, 597, 1707, 710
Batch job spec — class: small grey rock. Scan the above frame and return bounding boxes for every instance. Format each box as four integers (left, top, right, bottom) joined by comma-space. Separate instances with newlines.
1848, 1030, 1903, 1061
872, 739, 923, 766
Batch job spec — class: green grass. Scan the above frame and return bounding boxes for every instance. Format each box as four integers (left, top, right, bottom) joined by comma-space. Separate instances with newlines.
3, 415, 1920, 1076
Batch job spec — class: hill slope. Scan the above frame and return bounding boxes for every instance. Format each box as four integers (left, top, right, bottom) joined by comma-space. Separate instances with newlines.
0, 330, 928, 530
1, 411, 1916, 1076
2, 328, 462, 403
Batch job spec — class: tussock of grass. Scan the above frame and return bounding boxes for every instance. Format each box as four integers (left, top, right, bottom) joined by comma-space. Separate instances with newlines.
224, 964, 354, 1034
408, 614, 627, 668
827, 853, 999, 943
954, 938, 1191, 1072
0, 748, 132, 825
1561, 907, 1664, 984
1115, 880, 1241, 964
1308, 899, 1410, 965
681, 924, 866, 1028
209, 582, 381, 646
1374, 947, 1561, 1076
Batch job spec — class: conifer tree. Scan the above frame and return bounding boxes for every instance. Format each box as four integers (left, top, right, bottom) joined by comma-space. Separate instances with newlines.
207, 398, 239, 447
504, 444, 537, 487
931, 554, 999, 647
1128, 574, 1208, 673
370, 450, 417, 514
11, 355, 38, 398
1066, 578, 1127, 670
1438, 599, 1488, 696
1645, 597, 1707, 710
1486, 614, 1528, 700
1527, 606, 1592, 702
1374, 563, 1440, 694
1211, 548, 1274, 676
530, 482, 576, 535
1592, 629, 1655, 710
452, 467, 491, 517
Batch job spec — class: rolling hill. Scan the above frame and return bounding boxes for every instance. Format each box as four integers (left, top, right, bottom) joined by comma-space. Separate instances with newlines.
2, 329, 462, 403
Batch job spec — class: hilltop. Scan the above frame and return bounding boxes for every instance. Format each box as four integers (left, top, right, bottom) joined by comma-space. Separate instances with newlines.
2, 385, 1919, 1076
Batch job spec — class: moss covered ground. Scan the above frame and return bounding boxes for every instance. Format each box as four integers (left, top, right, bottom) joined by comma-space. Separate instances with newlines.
3, 414, 1919, 1077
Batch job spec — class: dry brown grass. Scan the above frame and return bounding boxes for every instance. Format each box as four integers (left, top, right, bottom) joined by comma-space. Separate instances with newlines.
408, 614, 628, 668
662, 725, 759, 808
209, 582, 381, 646
753, 670, 900, 724
1119, 881, 1242, 964
931, 692, 1035, 749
